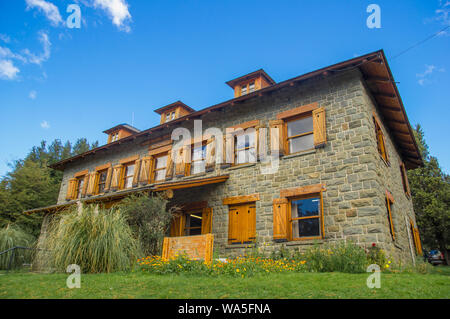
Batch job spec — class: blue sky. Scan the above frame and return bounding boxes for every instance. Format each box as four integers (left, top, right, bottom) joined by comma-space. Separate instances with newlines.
0, 0, 449, 177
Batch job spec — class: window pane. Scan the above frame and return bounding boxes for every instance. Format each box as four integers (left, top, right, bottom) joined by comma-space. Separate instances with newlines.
124, 176, 133, 189
292, 218, 320, 238
291, 198, 320, 218
192, 145, 206, 161
249, 82, 255, 93
155, 169, 166, 181
287, 117, 313, 137
241, 86, 247, 95
77, 179, 84, 199
289, 134, 314, 153
235, 148, 256, 164
126, 164, 135, 176
191, 161, 205, 174
236, 133, 255, 149
155, 155, 167, 169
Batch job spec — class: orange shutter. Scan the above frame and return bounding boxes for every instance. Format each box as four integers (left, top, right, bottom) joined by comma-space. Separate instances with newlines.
273, 198, 289, 241
400, 163, 411, 196
86, 172, 97, 196
201, 207, 213, 234
228, 206, 240, 244
165, 150, 173, 180
81, 174, 89, 198
246, 204, 256, 242
132, 158, 141, 187
205, 137, 216, 172
269, 120, 286, 156
386, 194, 395, 241
175, 145, 188, 177
170, 213, 185, 237
102, 166, 112, 193
110, 165, 122, 190
257, 127, 267, 162
224, 132, 235, 166
139, 156, 151, 185
312, 107, 326, 148
66, 178, 77, 200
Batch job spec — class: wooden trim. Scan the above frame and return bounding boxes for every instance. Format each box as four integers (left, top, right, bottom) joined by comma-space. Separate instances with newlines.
229, 120, 261, 131
280, 183, 325, 198
223, 193, 260, 205
148, 144, 171, 156
154, 175, 229, 191
74, 169, 88, 178
182, 201, 208, 211
385, 190, 395, 204
277, 102, 318, 120
119, 155, 139, 164
148, 139, 172, 150
95, 163, 112, 172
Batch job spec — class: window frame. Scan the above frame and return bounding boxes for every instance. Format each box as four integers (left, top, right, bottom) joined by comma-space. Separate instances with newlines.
373, 115, 389, 165
385, 191, 395, 241
75, 176, 85, 199
233, 130, 257, 166
239, 80, 256, 96
227, 202, 256, 245
183, 210, 203, 236
284, 113, 314, 155
96, 169, 108, 194
288, 193, 323, 241
399, 163, 411, 198
188, 141, 207, 175
121, 162, 135, 189
152, 152, 168, 183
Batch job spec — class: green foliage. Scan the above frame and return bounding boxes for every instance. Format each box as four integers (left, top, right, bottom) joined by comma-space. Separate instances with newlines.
38, 205, 140, 273
366, 243, 387, 267
302, 241, 368, 273
0, 138, 99, 237
0, 224, 35, 269
408, 124, 449, 264
119, 193, 175, 256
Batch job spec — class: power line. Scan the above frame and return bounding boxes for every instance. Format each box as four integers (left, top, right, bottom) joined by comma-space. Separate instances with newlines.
391, 25, 450, 60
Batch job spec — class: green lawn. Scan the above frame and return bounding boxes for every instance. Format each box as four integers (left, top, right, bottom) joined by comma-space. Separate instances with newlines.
1, 267, 449, 299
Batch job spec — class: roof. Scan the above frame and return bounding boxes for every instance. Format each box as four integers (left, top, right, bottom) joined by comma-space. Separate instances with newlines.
153, 101, 196, 115
103, 124, 141, 135
49, 50, 423, 171
226, 69, 276, 88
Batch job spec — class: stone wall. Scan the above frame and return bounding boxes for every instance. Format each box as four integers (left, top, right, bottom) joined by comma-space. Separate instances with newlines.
56, 68, 418, 264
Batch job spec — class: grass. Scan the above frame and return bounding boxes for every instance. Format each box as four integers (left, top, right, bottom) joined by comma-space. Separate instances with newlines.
1, 266, 449, 299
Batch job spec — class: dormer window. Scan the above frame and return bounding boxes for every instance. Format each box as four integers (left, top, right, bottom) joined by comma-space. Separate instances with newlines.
226, 69, 276, 98
154, 101, 195, 125
111, 132, 119, 142
104, 124, 140, 144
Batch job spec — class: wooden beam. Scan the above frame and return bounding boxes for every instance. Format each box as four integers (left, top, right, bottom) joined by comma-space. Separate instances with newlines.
154, 175, 229, 191
366, 76, 391, 83
223, 193, 260, 205
374, 92, 397, 99
280, 183, 326, 198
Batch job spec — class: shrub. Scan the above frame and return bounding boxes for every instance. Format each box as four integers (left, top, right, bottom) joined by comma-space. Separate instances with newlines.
303, 241, 368, 273
119, 193, 175, 256
39, 204, 140, 273
0, 224, 35, 269
366, 243, 387, 267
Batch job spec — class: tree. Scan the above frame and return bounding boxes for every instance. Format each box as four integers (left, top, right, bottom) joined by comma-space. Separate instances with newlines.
0, 138, 99, 238
408, 124, 450, 265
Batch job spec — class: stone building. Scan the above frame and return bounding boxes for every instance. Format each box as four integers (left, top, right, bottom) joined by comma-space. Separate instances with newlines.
27, 50, 424, 264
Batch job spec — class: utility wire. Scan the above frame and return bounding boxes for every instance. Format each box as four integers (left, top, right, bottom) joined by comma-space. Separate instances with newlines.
391, 25, 450, 60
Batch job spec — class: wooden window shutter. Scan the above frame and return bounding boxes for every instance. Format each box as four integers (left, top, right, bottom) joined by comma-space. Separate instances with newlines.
385, 192, 395, 241
201, 207, 213, 234
400, 162, 411, 196
269, 120, 286, 156
86, 172, 97, 196
81, 174, 89, 198
224, 132, 235, 166
312, 107, 326, 148
246, 204, 256, 242
257, 126, 267, 162
175, 146, 187, 177
228, 207, 239, 244
205, 137, 216, 172
66, 178, 77, 200
132, 158, 142, 187
165, 150, 174, 180
139, 156, 151, 185
415, 227, 422, 255
103, 166, 113, 192
220, 135, 231, 168
273, 198, 289, 241
170, 213, 185, 237
110, 164, 123, 191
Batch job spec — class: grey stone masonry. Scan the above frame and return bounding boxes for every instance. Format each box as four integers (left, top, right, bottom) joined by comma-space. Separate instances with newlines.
55, 68, 419, 264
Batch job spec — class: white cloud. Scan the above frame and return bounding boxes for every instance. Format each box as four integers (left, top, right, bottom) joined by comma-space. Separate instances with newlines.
0, 59, 20, 80
40, 120, 50, 129
92, 0, 132, 32
21, 31, 51, 65
25, 0, 63, 26
0, 34, 10, 43
416, 64, 445, 86
29, 90, 37, 99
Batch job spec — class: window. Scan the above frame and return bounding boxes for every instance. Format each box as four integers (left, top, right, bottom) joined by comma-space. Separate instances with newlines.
153, 154, 168, 182
122, 163, 135, 189
191, 144, 206, 175
240, 81, 255, 96
228, 203, 256, 244
373, 115, 389, 163
184, 212, 203, 236
234, 131, 257, 165
97, 169, 108, 194
286, 115, 314, 154
410, 220, 422, 255
290, 196, 321, 239
75, 177, 84, 199
165, 111, 175, 122
385, 192, 395, 241
111, 132, 119, 142
248, 82, 255, 93
241, 85, 247, 95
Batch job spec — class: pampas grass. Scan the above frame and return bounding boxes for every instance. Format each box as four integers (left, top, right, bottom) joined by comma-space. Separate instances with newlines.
0, 224, 35, 269
40, 204, 140, 273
